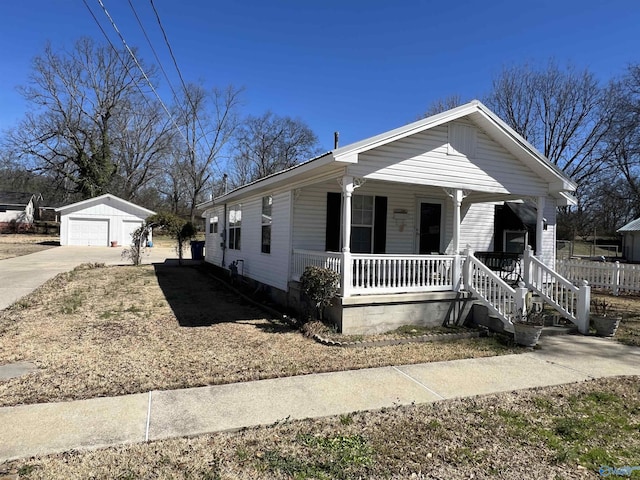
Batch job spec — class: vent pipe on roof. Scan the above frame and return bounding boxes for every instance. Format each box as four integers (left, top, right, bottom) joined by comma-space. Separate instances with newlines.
334, 131, 339, 149
222, 173, 228, 194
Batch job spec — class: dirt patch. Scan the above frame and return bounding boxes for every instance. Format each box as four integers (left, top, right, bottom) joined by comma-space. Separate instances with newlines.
0, 263, 516, 407
4, 376, 639, 479
0, 234, 59, 260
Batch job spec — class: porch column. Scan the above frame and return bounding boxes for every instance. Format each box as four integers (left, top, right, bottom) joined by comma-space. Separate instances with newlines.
536, 196, 545, 258
445, 189, 467, 254
340, 176, 354, 297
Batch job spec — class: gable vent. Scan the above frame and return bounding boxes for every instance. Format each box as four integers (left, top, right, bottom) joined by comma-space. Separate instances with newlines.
448, 123, 477, 158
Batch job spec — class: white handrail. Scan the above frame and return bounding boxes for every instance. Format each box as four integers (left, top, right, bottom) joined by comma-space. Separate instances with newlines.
464, 253, 521, 333
525, 249, 589, 334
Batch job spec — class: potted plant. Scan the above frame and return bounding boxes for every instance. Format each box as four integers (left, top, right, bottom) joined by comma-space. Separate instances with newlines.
512, 306, 545, 347
591, 298, 622, 337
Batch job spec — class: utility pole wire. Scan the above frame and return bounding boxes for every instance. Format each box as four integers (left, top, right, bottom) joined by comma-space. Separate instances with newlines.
90, 0, 197, 159
148, 0, 225, 176
127, 0, 181, 108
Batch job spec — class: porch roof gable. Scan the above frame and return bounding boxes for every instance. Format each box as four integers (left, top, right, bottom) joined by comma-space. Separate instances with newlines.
333, 100, 576, 192
201, 100, 576, 210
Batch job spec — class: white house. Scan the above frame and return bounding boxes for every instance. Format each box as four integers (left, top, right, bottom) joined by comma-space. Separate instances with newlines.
0, 192, 43, 231
56, 194, 155, 247
618, 218, 640, 262
200, 101, 586, 334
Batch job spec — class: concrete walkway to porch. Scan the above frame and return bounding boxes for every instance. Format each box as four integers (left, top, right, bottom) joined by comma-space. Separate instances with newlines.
1, 335, 639, 463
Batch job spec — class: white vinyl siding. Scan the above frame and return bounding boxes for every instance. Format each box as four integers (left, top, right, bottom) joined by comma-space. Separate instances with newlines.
349, 124, 547, 197
220, 191, 292, 291
291, 179, 496, 256
459, 202, 496, 253
204, 206, 224, 265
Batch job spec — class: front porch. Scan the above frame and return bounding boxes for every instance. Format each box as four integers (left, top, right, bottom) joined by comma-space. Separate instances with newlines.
291, 248, 591, 335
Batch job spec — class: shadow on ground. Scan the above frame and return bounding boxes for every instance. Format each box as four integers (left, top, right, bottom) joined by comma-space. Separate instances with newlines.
153, 261, 269, 327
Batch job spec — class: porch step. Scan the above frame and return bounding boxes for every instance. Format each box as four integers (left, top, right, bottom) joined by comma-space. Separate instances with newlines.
471, 303, 577, 336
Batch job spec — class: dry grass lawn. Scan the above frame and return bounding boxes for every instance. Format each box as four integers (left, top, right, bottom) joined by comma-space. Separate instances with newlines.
0, 234, 58, 260
0, 263, 516, 407
4, 376, 640, 479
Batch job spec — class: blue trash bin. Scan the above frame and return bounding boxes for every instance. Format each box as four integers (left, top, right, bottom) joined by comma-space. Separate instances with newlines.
190, 240, 205, 260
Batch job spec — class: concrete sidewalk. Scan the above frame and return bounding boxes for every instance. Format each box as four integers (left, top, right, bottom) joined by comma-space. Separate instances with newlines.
1, 335, 638, 462
0, 246, 177, 310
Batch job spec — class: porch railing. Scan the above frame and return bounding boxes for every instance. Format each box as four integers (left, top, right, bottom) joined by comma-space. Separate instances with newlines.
350, 254, 458, 295
291, 249, 341, 281
291, 250, 459, 295
523, 248, 590, 334
464, 252, 521, 333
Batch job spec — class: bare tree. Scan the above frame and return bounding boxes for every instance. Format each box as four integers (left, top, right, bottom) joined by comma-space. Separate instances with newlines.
485, 61, 613, 185
601, 65, 640, 223
421, 94, 465, 117
111, 96, 174, 201
172, 83, 242, 222
7, 38, 158, 199
231, 111, 321, 187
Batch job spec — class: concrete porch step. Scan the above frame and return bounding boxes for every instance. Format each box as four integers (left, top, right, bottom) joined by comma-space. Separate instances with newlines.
471, 303, 578, 336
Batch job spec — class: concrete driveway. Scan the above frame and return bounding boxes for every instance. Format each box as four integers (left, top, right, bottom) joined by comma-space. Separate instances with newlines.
0, 245, 179, 310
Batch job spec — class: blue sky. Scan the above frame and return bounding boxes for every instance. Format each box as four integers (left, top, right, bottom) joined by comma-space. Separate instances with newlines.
1, 0, 639, 152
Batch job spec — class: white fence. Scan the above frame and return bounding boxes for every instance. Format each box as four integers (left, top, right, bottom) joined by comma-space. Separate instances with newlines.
556, 259, 640, 295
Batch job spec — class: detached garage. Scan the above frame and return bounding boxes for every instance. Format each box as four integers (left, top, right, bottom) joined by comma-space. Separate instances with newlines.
56, 194, 155, 246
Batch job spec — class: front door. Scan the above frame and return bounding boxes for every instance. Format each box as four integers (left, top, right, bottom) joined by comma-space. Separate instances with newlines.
419, 202, 442, 254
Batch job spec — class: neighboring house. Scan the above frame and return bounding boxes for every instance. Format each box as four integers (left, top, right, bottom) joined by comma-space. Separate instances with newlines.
618, 218, 640, 262
56, 194, 155, 247
199, 101, 580, 334
0, 192, 43, 232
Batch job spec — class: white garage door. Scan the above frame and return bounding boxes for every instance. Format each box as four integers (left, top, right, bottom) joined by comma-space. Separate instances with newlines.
68, 218, 109, 246
121, 220, 143, 246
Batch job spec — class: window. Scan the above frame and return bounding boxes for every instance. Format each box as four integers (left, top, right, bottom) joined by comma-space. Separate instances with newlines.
504, 230, 527, 254
209, 216, 218, 234
261, 196, 272, 254
228, 205, 241, 250
351, 195, 374, 253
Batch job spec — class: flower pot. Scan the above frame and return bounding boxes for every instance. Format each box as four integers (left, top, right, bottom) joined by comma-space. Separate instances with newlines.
513, 323, 543, 347
592, 315, 621, 337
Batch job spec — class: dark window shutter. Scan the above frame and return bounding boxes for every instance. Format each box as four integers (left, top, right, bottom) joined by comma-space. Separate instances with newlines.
373, 196, 387, 254
325, 192, 341, 251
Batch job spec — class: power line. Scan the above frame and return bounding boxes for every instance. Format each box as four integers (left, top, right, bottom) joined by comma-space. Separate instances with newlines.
148, 0, 225, 176
88, 0, 196, 159
126, 0, 181, 108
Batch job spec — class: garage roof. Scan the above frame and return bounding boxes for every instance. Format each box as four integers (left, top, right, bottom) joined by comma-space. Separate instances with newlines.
55, 193, 155, 216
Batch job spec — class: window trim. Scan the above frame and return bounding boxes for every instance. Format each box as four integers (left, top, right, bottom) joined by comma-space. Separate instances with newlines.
351, 194, 374, 254
261, 196, 272, 254
228, 204, 242, 250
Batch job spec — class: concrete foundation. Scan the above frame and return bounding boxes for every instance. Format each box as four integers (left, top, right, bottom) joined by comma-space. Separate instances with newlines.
326, 291, 475, 335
